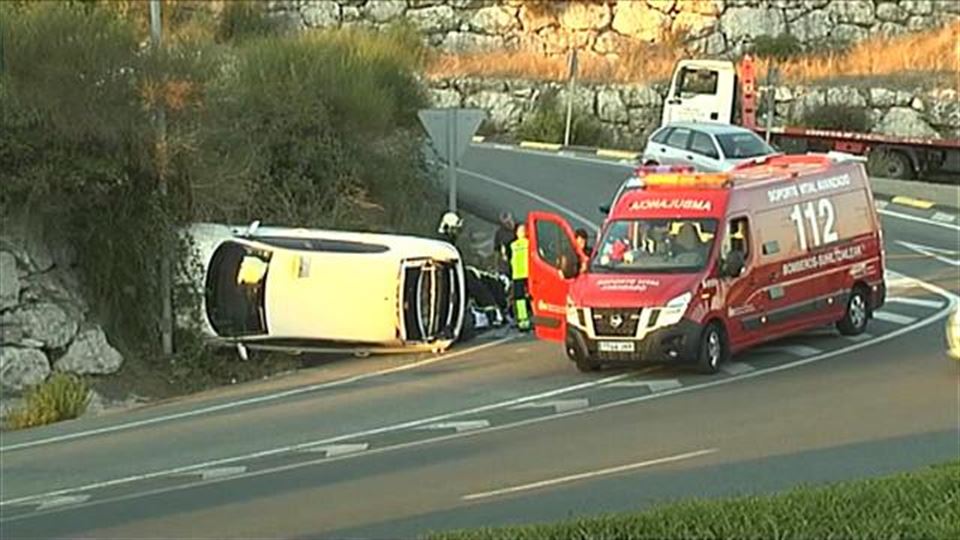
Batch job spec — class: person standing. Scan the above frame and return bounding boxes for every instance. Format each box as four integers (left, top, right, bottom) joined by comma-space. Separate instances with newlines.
510, 222, 532, 332
493, 211, 515, 278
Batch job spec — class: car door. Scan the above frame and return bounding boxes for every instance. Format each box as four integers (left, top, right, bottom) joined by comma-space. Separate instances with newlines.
685, 130, 724, 172
660, 127, 692, 166
527, 211, 580, 343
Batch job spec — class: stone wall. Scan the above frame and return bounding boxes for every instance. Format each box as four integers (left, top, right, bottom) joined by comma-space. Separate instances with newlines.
426, 76, 959, 147
0, 212, 124, 421
271, 0, 960, 57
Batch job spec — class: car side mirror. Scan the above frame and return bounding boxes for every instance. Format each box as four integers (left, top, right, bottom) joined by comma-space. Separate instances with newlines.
599, 204, 611, 215
721, 251, 746, 278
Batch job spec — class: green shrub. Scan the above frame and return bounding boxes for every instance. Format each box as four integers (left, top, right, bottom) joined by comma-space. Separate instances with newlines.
7, 373, 91, 429
215, 0, 282, 44
800, 103, 873, 132
1, 2, 442, 393
517, 93, 609, 147
750, 33, 804, 62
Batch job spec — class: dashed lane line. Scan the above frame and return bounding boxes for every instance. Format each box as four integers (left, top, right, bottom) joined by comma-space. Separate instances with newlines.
0, 336, 517, 454
509, 399, 589, 413
885, 296, 945, 309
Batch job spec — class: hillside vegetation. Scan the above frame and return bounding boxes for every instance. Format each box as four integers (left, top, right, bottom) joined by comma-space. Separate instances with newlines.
0, 1, 442, 392
427, 21, 960, 87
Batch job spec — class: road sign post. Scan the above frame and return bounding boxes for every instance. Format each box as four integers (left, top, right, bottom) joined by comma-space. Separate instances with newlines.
418, 108, 486, 214
563, 48, 579, 147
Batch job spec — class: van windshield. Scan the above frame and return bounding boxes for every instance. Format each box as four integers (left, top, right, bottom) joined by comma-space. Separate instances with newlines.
590, 218, 718, 274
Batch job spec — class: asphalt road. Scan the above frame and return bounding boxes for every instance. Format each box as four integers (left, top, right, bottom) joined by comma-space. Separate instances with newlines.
1, 145, 958, 539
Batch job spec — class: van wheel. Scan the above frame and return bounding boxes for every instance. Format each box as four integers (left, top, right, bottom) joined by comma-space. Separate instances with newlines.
575, 357, 601, 373
697, 322, 727, 374
837, 287, 869, 335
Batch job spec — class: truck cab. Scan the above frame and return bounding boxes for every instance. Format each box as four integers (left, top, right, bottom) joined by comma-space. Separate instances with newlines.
661, 59, 740, 126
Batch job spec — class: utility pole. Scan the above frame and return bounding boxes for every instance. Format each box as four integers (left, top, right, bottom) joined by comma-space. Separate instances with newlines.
151, 0, 173, 356
563, 48, 578, 147
447, 109, 458, 213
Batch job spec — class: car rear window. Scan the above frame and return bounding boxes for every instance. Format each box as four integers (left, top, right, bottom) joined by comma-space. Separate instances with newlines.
716, 132, 775, 159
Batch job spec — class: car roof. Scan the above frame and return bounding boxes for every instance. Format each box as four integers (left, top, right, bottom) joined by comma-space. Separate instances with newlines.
657, 122, 757, 136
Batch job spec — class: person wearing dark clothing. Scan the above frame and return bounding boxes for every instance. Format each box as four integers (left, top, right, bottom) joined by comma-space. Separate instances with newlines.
493, 211, 516, 278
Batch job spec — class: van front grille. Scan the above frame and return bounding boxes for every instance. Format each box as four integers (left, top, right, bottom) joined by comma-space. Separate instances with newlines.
592, 308, 641, 337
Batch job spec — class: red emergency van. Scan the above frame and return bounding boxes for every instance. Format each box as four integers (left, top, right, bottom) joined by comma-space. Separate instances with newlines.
527, 153, 886, 373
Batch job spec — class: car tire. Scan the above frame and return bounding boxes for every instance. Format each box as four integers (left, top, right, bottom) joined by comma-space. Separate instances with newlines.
867, 149, 913, 180
837, 287, 870, 336
697, 322, 727, 374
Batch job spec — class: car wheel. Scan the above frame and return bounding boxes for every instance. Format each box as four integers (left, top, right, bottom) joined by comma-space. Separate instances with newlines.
567, 343, 601, 372
697, 322, 727, 374
837, 287, 870, 336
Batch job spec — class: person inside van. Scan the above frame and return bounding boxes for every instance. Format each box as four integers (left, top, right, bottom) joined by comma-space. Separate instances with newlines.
673, 222, 708, 262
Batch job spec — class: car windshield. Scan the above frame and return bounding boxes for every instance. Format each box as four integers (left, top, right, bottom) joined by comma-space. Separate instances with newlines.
716, 132, 775, 159
590, 218, 718, 274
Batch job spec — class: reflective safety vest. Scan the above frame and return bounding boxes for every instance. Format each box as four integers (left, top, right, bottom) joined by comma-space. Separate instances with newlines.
510, 237, 529, 279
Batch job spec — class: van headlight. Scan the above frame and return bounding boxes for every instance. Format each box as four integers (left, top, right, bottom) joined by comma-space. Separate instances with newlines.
665, 292, 692, 310
660, 292, 692, 326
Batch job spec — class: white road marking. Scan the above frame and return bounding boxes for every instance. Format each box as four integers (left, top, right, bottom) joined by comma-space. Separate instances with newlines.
875, 200, 889, 210
896, 240, 960, 267
886, 296, 944, 309
843, 333, 874, 343
28, 495, 91, 511
932, 212, 957, 223
418, 420, 490, 433
879, 208, 960, 232
873, 311, 918, 325
455, 168, 596, 228
606, 379, 683, 392
0, 369, 640, 508
509, 398, 589, 413
754, 345, 823, 357
720, 362, 755, 376
301, 443, 369, 457
0, 336, 516, 454
191, 467, 247, 481
461, 448, 718, 501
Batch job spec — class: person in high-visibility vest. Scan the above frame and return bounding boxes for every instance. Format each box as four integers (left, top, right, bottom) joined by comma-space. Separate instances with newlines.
510, 222, 532, 332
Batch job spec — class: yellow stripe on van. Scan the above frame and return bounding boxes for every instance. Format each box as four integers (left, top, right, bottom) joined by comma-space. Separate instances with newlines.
891, 196, 935, 210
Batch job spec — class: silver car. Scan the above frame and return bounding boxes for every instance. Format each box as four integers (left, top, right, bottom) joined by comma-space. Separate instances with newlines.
640, 122, 779, 172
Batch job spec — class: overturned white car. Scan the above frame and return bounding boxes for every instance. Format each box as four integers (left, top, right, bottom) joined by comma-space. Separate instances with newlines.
179, 222, 465, 357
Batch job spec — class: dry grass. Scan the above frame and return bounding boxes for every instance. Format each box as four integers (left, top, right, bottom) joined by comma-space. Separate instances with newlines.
426, 21, 960, 87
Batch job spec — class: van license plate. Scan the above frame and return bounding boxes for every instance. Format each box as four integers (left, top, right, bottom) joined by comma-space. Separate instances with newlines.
599, 341, 635, 353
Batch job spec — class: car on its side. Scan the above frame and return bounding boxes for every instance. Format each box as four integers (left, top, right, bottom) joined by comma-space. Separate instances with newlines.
640, 122, 780, 172
179, 222, 465, 358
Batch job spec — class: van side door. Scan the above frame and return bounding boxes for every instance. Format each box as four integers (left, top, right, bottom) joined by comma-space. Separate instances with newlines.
527, 212, 581, 343
717, 215, 763, 349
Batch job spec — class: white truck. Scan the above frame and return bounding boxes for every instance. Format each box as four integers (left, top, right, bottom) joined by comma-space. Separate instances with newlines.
659, 56, 960, 181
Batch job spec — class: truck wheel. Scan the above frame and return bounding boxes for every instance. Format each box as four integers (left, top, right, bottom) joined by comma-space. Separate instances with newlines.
837, 287, 869, 336
697, 322, 727, 374
867, 149, 914, 180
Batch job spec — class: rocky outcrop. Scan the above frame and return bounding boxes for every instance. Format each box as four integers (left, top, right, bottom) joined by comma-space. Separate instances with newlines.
54, 328, 124, 376
1, 347, 50, 392
273, 0, 959, 57
0, 213, 124, 401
